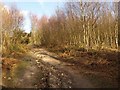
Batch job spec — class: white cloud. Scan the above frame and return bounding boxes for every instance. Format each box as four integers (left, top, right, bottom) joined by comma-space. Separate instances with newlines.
20, 10, 31, 33
20, 10, 29, 17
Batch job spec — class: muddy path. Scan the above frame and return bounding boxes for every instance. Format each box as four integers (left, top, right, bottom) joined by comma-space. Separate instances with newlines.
2, 48, 95, 88
30, 48, 94, 88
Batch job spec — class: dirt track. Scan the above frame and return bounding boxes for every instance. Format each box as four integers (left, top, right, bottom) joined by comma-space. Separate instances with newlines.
2, 48, 95, 88
29, 48, 94, 88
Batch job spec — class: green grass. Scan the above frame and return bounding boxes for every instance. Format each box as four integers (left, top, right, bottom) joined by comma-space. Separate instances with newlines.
13, 61, 28, 78
3, 60, 29, 87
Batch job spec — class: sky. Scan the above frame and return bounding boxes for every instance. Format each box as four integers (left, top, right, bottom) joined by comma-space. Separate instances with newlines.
2, 0, 64, 33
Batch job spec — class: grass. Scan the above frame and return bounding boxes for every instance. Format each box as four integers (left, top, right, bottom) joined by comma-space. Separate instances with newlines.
2, 51, 31, 87
13, 61, 28, 78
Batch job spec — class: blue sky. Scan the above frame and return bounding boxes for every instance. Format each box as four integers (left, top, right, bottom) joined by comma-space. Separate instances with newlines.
2, 0, 64, 33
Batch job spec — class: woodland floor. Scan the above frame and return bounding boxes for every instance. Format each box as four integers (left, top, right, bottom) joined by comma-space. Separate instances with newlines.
1, 47, 119, 88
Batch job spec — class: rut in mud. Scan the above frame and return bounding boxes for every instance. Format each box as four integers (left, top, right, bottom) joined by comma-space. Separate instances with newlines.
2, 48, 94, 88
30, 48, 94, 88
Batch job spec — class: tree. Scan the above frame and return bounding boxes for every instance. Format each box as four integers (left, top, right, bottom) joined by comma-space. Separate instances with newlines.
1, 3, 24, 55
30, 1, 118, 51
